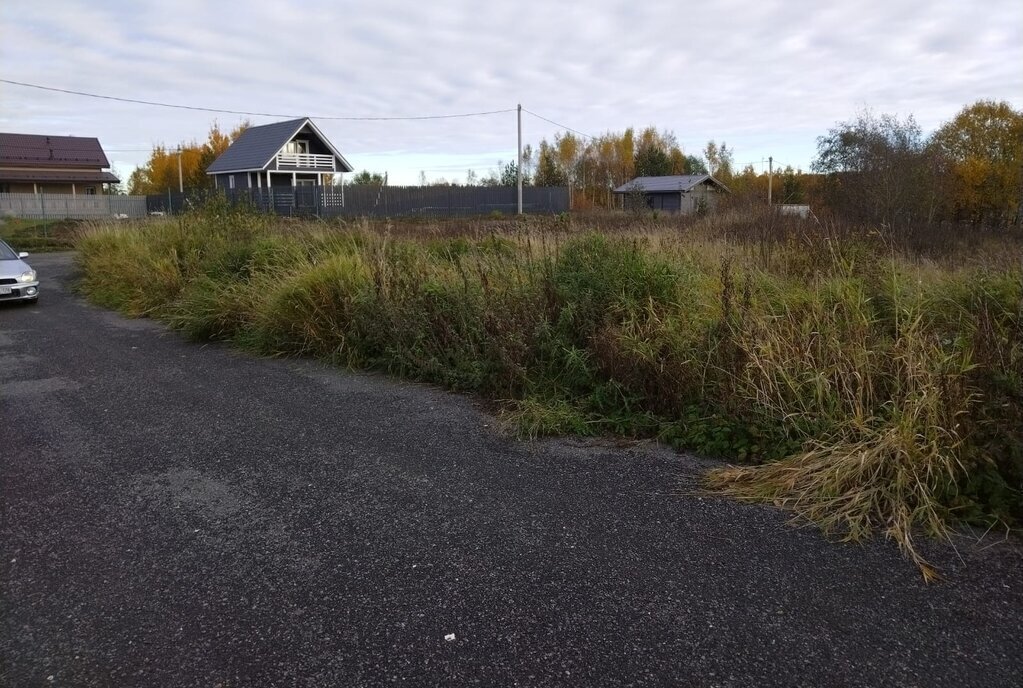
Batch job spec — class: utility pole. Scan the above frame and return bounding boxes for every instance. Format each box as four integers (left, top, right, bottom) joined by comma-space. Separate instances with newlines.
516, 103, 523, 215
177, 146, 184, 193
767, 156, 773, 206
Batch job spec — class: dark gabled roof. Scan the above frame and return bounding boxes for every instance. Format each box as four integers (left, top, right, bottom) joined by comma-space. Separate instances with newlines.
0, 132, 111, 168
613, 174, 730, 194
0, 169, 119, 183
206, 117, 353, 174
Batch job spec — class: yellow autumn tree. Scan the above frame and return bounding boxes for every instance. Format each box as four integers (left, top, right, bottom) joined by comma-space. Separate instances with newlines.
529, 127, 703, 209
128, 121, 249, 194
931, 100, 1023, 224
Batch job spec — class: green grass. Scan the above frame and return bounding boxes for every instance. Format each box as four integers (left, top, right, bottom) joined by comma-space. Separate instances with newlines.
0, 217, 82, 252
76, 201, 1023, 578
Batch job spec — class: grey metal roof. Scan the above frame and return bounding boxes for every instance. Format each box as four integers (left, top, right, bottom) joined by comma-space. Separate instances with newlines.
613, 175, 729, 194
206, 118, 353, 174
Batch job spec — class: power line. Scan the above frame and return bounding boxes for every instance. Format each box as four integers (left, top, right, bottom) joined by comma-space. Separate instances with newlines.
522, 108, 594, 139
6, 79, 813, 170
0, 79, 516, 122
735, 159, 804, 171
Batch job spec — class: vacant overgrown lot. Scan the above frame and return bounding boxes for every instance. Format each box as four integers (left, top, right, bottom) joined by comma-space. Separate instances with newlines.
78, 204, 1022, 577
0, 217, 83, 252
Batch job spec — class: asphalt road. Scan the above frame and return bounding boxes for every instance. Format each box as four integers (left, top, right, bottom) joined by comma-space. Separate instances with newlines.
2, 252, 1021, 687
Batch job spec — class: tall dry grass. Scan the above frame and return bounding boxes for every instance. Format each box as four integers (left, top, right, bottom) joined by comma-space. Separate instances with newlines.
76, 201, 1023, 577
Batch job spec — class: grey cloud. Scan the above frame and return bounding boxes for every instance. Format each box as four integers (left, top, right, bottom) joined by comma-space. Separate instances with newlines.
1, 0, 1020, 183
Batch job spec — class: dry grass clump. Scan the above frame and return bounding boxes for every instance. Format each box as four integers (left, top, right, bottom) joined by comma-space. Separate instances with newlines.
708, 309, 977, 580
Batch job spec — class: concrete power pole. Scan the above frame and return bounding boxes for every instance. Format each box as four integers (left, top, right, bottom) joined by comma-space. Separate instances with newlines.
767, 156, 773, 206
177, 147, 184, 193
517, 104, 523, 215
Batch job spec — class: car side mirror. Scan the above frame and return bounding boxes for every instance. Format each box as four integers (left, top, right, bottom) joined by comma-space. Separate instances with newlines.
18, 252, 29, 258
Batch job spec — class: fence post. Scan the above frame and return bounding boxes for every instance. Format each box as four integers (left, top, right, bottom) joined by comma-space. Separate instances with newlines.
40, 192, 45, 219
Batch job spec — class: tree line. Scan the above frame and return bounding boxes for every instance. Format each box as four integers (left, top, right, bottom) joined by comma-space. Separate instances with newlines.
812, 100, 1022, 226
517, 99, 1022, 224
128, 99, 1022, 225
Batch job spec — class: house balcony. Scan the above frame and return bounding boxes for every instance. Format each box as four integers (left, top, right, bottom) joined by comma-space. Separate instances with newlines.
276, 153, 335, 170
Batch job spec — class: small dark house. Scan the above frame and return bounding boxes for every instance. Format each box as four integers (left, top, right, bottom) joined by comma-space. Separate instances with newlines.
206, 117, 354, 190
613, 174, 729, 214
0, 132, 119, 195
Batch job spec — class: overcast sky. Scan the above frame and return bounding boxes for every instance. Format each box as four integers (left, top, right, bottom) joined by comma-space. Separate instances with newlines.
1, 0, 1021, 185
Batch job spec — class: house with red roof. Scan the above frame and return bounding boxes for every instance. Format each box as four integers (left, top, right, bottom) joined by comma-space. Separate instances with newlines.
0, 132, 120, 195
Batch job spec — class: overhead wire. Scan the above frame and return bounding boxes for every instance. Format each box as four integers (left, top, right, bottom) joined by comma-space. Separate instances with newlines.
6, 79, 602, 144
8, 78, 806, 173
521, 108, 594, 139
0, 79, 516, 121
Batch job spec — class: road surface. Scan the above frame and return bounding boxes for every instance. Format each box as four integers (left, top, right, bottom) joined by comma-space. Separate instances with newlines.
2, 252, 1021, 687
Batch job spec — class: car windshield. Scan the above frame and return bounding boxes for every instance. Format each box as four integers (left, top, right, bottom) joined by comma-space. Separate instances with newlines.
0, 242, 19, 260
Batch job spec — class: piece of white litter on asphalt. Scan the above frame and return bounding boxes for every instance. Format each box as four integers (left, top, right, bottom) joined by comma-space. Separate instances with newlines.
444, 633, 456, 642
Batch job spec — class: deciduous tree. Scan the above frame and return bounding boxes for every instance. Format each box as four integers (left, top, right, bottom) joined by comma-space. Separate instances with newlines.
128, 121, 249, 194
704, 140, 733, 180
534, 141, 567, 187
930, 100, 1023, 224
347, 170, 386, 185
813, 111, 936, 225
527, 127, 711, 208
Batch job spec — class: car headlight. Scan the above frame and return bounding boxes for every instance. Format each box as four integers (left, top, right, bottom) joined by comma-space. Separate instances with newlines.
18, 270, 36, 283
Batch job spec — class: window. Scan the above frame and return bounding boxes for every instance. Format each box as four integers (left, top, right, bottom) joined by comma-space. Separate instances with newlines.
85, 186, 96, 195
295, 179, 315, 187
228, 175, 235, 189
284, 139, 309, 154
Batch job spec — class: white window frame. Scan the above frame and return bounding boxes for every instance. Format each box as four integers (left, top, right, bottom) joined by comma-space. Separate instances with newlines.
284, 139, 310, 154
228, 175, 235, 190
